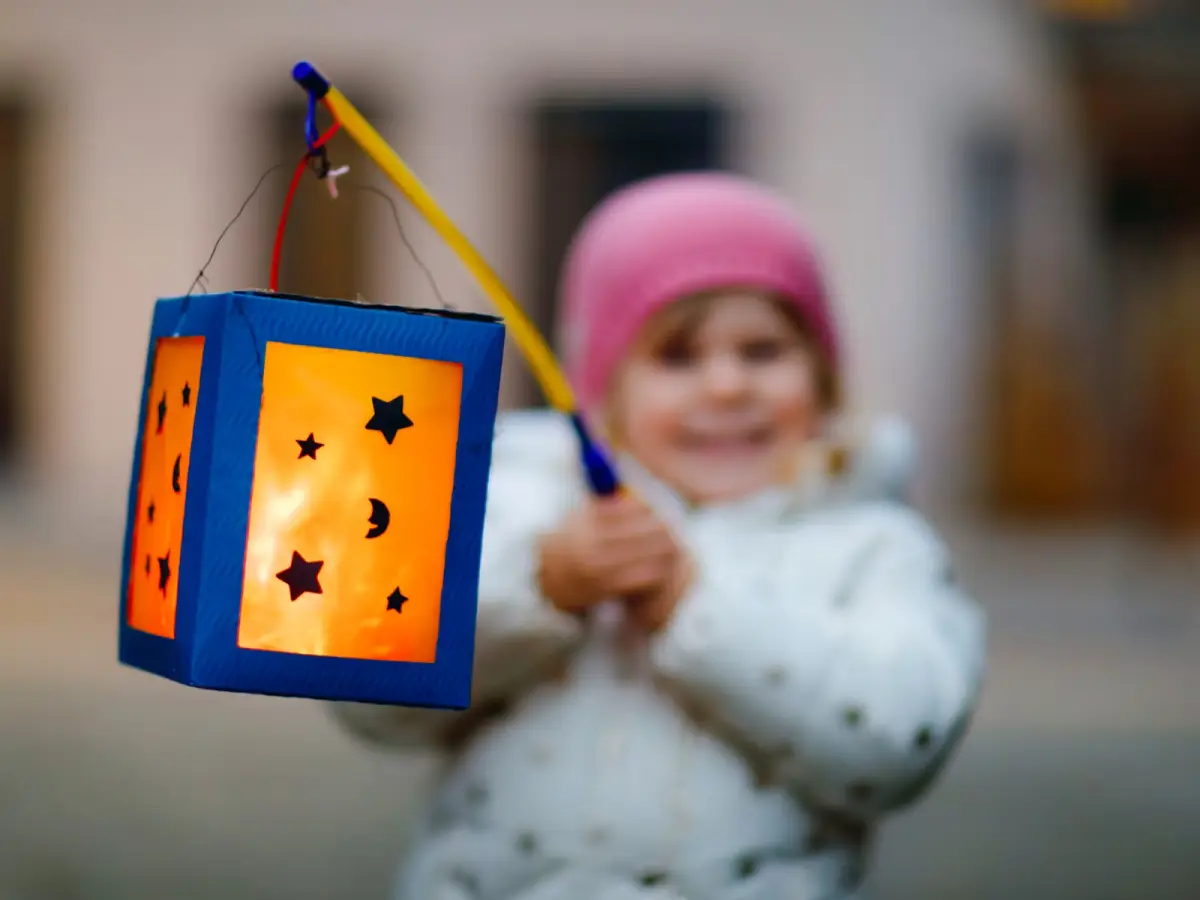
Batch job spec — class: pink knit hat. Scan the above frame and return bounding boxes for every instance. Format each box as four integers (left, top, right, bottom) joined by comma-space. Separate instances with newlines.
559, 171, 838, 413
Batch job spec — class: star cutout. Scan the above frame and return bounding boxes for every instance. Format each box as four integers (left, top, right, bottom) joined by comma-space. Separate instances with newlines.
386, 588, 409, 613
276, 551, 324, 601
181, 382, 192, 407
157, 552, 171, 594
144, 554, 150, 576
156, 392, 167, 434
365, 395, 414, 445
147, 501, 155, 523
296, 433, 324, 460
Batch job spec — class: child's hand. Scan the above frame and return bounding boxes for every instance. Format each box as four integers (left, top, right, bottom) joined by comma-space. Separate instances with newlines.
624, 547, 694, 634
536, 495, 684, 618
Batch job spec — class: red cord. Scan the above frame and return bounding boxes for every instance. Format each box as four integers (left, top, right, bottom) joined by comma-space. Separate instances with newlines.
312, 100, 339, 151
269, 156, 309, 292
268, 100, 342, 292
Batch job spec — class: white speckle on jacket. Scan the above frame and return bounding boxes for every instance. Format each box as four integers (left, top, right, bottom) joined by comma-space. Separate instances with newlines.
330, 410, 987, 900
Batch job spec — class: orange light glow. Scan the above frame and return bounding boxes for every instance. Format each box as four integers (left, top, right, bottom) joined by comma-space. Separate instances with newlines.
237, 341, 464, 663
127, 336, 205, 638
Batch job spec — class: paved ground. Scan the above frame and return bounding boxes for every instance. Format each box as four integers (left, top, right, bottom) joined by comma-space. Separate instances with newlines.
0, 512, 1197, 900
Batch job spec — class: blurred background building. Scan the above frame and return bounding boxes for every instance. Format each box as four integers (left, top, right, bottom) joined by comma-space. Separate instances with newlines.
0, 1, 1197, 899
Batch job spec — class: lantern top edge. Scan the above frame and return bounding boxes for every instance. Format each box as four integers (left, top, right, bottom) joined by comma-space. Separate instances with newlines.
154, 290, 504, 326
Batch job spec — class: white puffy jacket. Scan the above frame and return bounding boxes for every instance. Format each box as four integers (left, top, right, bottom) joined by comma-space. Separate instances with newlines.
331, 410, 986, 900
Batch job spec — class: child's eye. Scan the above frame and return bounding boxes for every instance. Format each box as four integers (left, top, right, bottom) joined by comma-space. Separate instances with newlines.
655, 340, 696, 367
741, 340, 783, 362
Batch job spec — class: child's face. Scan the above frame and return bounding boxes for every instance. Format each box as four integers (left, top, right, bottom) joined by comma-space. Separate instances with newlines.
608, 290, 824, 505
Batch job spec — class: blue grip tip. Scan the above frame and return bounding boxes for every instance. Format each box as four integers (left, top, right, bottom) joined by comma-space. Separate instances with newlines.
292, 61, 330, 99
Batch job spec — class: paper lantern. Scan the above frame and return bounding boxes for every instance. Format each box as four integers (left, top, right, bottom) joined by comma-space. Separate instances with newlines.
118, 290, 504, 709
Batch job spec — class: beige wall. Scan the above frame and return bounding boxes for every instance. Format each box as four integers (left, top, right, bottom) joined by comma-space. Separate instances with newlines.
0, 0, 1086, 544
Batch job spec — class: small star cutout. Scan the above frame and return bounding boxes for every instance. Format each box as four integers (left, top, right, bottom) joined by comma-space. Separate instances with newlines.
157, 552, 171, 594
386, 588, 409, 613
147, 501, 155, 523
181, 382, 192, 407
156, 392, 167, 434
276, 551, 324, 601
171, 454, 182, 493
296, 433, 323, 460
143, 554, 150, 576
364, 395, 414, 444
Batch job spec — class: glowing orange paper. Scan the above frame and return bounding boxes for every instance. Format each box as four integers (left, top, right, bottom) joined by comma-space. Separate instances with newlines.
127, 336, 205, 638
237, 341, 463, 663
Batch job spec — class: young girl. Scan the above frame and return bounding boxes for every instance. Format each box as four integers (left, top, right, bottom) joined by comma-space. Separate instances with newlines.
332, 172, 987, 900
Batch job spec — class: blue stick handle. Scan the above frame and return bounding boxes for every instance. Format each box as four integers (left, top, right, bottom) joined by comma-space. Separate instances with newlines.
569, 413, 621, 496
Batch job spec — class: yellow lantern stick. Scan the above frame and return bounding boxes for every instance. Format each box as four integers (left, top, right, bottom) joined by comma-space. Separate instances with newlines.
292, 61, 619, 495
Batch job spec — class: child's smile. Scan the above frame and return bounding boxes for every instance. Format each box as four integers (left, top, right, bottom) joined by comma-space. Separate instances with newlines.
678, 423, 773, 453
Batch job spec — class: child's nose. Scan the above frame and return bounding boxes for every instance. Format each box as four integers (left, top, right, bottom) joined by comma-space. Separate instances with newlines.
702, 356, 750, 399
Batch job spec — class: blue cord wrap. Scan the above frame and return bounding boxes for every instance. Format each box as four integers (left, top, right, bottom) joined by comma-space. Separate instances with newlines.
570, 413, 620, 496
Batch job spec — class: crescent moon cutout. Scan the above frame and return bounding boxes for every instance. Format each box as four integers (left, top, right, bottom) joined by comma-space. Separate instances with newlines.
171, 454, 182, 493
366, 497, 390, 539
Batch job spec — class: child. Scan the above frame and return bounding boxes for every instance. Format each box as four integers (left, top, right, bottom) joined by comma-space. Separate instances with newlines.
331, 172, 987, 900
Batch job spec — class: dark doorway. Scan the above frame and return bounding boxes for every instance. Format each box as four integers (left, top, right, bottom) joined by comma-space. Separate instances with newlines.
1058, 14, 1200, 533
0, 99, 29, 471
525, 97, 729, 406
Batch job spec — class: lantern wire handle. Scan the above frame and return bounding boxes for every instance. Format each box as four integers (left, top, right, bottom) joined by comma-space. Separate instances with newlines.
290, 61, 620, 497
